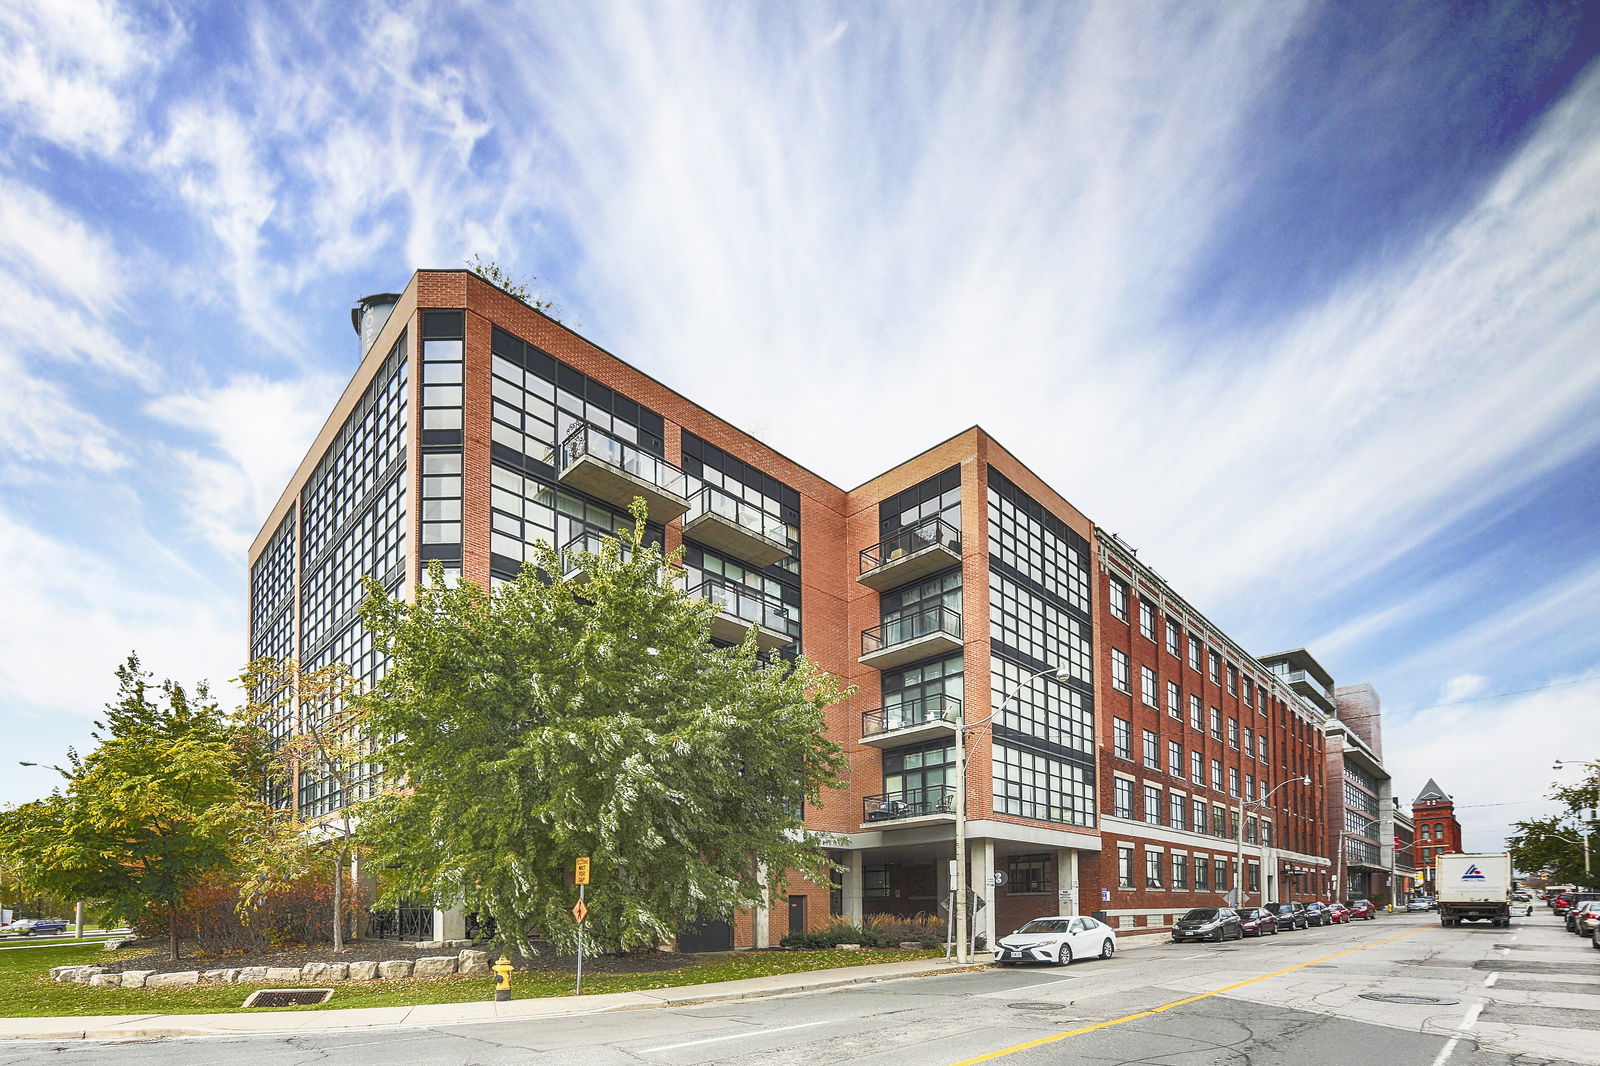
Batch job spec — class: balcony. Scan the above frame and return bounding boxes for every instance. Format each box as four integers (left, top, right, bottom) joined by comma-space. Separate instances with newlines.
688, 577, 797, 651
557, 424, 690, 523
857, 517, 961, 591
559, 529, 632, 584
859, 694, 962, 748
860, 605, 963, 670
862, 785, 956, 824
680, 486, 790, 568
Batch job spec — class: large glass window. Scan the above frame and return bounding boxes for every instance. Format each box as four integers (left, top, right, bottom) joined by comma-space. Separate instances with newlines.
1143, 784, 1162, 825
881, 569, 961, 643
1111, 649, 1130, 692
1139, 600, 1156, 641
991, 656, 1092, 756
880, 465, 961, 535
883, 655, 963, 723
986, 470, 1090, 612
883, 739, 953, 799
989, 571, 1091, 682
1108, 578, 1128, 621
993, 744, 1094, 826
1114, 778, 1133, 818
1113, 718, 1131, 759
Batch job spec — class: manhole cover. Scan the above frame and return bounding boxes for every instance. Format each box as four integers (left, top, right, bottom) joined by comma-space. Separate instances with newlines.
242, 988, 334, 1008
1008, 1002, 1067, 1011
1358, 993, 1458, 1006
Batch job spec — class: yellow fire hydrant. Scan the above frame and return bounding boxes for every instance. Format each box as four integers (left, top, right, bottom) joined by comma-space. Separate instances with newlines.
492, 956, 514, 1002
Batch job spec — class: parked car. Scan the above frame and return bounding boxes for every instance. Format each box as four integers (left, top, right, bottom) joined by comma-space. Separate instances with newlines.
1592, 919, 1600, 950
1266, 901, 1308, 930
1565, 900, 1600, 935
1344, 899, 1377, 920
1325, 903, 1351, 924
1239, 907, 1280, 937
1406, 896, 1436, 912
994, 915, 1117, 966
2, 917, 69, 936
1557, 892, 1600, 918
1303, 902, 1333, 927
1172, 907, 1244, 943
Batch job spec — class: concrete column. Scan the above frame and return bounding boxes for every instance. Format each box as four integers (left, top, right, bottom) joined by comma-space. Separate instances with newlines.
843, 854, 864, 922
1057, 850, 1080, 915
753, 863, 771, 948
432, 905, 468, 942
973, 838, 996, 949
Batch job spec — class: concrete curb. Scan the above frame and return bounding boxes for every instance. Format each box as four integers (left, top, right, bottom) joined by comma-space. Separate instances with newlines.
0, 958, 984, 1041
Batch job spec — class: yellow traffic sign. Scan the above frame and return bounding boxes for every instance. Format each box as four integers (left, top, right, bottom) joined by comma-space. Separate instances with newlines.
572, 898, 589, 924
575, 857, 591, 885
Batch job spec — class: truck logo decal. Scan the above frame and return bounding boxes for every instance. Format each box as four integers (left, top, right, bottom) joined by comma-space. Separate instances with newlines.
1461, 864, 1485, 880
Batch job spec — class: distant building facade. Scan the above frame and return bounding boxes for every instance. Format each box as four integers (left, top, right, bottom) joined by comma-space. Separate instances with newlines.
1412, 778, 1464, 889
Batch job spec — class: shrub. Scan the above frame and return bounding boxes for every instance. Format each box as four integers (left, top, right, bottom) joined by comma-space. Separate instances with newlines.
779, 917, 883, 949
135, 874, 365, 954
864, 912, 946, 948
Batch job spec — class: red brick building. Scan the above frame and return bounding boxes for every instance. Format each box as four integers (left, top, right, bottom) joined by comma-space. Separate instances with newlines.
250, 270, 1109, 949
1412, 779, 1464, 890
1083, 535, 1331, 936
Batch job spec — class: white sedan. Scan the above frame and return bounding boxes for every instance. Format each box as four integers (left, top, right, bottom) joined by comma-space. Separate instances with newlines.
994, 915, 1116, 966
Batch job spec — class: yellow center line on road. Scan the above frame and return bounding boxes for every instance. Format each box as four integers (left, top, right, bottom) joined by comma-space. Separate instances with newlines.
947, 925, 1434, 1066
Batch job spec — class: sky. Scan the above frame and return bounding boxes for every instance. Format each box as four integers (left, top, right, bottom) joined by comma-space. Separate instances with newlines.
2, 0, 1598, 860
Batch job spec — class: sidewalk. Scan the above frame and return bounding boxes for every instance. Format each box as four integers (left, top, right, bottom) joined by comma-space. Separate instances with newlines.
0, 956, 986, 1041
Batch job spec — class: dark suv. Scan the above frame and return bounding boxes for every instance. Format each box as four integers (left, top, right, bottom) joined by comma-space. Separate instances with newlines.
1266, 901, 1307, 930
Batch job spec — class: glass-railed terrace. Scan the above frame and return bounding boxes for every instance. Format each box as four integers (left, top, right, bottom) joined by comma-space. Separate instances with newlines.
860, 604, 963, 670
557, 423, 690, 523
862, 784, 956, 823
686, 573, 797, 651
858, 517, 961, 591
859, 693, 961, 748
681, 485, 790, 568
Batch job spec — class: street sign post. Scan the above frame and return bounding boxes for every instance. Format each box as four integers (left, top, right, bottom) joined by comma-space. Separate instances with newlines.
574, 857, 591, 995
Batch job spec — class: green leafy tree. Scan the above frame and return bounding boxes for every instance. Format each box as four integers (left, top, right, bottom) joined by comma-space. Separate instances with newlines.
357, 503, 849, 954
467, 254, 562, 319
0, 657, 261, 960
237, 657, 372, 952
1508, 772, 1600, 885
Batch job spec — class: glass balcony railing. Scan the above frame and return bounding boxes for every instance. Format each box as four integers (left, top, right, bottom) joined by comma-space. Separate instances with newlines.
558, 424, 690, 517
861, 605, 963, 658
863, 785, 957, 822
687, 576, 799, 640
859, 517, 961, 576
686, 485, 787, 544
861, 694, 962, 738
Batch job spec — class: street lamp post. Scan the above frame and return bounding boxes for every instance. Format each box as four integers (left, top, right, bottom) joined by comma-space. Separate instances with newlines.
1234, 776, 1311, 909
1552, 759, 1599, 879
952, 665, 1059, 964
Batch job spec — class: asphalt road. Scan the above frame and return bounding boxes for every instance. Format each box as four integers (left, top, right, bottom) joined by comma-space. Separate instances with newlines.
3, 910, 1596, 1065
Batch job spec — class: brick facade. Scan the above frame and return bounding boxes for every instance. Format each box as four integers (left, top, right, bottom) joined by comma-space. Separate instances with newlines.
251, 268, 1344, 951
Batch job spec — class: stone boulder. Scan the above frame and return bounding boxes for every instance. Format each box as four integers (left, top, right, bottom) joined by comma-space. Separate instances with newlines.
88, 973, 122, 987
202, 969, 239, 983
377, 959, 414, 980
236, 967, 268, 983
347, 961, 379, 981
265, 967, 302, 983
457, 949, 490, 975
69, 967, 109, 984
302, 962, 348, 982
119, 970, 155, 989
146, 971, 200, 987
441, 939, 473, 950
412, 955, 458, 977
412, 940, 443, 950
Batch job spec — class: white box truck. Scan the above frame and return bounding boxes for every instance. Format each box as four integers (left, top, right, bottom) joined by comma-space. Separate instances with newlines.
1435, 853, 1513, 927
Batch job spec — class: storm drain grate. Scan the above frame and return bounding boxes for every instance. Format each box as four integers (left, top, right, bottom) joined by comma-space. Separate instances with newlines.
1008, 1002, 1068, 1011
242, 988, 334, 1008
1358, 993, 1458, 1006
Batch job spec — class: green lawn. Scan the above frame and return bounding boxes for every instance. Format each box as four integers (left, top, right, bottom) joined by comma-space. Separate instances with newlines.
0, 943, 943, 1017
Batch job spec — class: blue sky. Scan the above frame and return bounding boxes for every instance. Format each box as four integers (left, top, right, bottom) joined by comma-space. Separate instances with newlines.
3, 1, 1598, 855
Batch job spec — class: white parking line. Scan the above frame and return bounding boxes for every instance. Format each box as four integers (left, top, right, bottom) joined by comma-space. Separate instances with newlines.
1180, 952, 1221, 960
1459, 1003, 1483, 1031
643, 1020, 833, 1053
1483, 972, 1498, 987
1429, 1035, 1461, 1066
